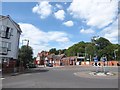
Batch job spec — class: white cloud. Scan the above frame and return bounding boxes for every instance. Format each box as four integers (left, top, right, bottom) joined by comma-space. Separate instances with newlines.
18, 23, 71, 56
64, 2, 67, 5
68, 0, 118, 29
100, 19, 118, 44
55, 4, 63, 9
63, 20, 74, 27
80, 28, 95, 34
54, 10, 65, 20
32, 1, 52, 19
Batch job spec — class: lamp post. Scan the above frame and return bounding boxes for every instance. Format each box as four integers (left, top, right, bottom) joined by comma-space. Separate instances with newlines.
85, 47, 87, 59
91, 36, 99, 72
91, 36, 99, 56
114, 49, 118, 60
22, 39, 29, 46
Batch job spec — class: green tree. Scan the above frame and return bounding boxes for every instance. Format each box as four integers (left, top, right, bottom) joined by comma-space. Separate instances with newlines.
117, 45, 120, 61
18, 45, 33, 68
49, 48, 57, 54
95, 37, 111, 50
85, 43, 94, 61
49, 48, 66, 55
65, 41, 86, 56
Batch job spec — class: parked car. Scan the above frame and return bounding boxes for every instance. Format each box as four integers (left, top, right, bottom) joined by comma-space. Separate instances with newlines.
48, 63, 53, 67
28, 63, 37, 68
46, 63, 53, 67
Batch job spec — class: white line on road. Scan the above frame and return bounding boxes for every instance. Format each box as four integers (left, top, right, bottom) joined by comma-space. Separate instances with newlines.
1, 77, 5, 80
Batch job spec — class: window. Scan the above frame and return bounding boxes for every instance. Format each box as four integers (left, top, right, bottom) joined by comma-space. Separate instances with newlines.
2, 41, 8, 48
10, 28, 13, 36
0, 47, 7, 55
0, 25, 6, 38
8, 42, 11, 51
0, 41, 11, 55
0, 25, 12, 39
5, 27, 10, 38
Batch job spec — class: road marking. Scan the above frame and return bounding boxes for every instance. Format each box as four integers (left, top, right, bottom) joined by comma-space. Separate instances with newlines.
1, 77, 5, 80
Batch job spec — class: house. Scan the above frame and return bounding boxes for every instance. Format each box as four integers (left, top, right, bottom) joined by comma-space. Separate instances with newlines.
35, 51, 78, 67
47, 54, 66, 66
0, 15, 22, 73
35, 51, 49, 65
61, 56, 77, 66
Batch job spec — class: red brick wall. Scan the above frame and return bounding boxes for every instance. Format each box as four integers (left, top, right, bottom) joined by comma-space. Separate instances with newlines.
2, 60, 16, 73
88, 61, 119, 66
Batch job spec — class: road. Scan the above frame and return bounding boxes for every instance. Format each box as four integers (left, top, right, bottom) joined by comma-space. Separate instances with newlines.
2, 66, 119, 88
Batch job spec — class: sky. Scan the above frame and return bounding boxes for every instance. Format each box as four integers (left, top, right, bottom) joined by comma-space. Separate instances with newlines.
2, 0, 119, 56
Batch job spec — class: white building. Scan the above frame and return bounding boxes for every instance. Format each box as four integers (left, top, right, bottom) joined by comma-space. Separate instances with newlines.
0, 15, 22, 64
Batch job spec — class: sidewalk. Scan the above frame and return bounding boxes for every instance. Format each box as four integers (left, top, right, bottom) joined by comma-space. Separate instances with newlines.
2, 69, 29, 77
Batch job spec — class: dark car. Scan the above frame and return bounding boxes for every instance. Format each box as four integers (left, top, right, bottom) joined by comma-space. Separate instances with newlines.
46, 63, 53, 67
28, 63, 37, 68
48, 63, 53, 67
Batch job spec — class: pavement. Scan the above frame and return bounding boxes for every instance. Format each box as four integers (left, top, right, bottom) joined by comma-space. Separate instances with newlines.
1, 66, 119, 88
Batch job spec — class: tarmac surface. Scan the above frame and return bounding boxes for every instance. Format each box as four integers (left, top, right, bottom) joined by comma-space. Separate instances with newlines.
1, 66, 119, 88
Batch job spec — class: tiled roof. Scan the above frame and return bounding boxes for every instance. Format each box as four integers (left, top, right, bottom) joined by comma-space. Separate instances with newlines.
47, 54, 66, 60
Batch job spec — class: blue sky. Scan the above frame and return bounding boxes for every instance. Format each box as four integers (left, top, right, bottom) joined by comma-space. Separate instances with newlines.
2, 0, 118, 56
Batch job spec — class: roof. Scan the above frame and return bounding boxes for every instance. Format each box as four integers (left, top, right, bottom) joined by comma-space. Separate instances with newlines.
62, 56, 76, 60
47, 54, 66, 61
0, 15, 22, 33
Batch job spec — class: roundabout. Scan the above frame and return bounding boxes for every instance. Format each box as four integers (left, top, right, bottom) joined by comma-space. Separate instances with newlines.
89, 71, 115, 76
74, 71, 118, 79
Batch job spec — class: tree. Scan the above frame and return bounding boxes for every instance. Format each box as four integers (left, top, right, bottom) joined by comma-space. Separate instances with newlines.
65, 37, 119, 61
65, 41, 86, 56
117, 45, 120, 61
18, 45, 33, 68
85, 43, 94, 61
49, 48, 66, 55
95, 37, 111, 50
49, 48, 57, 54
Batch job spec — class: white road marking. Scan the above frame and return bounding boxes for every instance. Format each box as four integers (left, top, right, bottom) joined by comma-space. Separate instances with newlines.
1, 77, 5, 80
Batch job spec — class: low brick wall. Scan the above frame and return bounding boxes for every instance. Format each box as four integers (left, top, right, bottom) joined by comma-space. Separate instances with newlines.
52, 61, 119, 66
2, 60, 16, 73
86, 61, 119, 66
107, 61, 119, 66
2, 60, 25, 74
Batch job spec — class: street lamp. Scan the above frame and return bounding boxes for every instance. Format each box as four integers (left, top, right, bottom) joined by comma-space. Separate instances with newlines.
22, 39, 29, 46
85, 47, 87, 58
91, 36, 99, 56
114, 49, 118, 60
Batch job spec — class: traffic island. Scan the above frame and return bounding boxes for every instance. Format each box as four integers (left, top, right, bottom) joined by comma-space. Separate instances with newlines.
89, 71, 116, 76
74, 71, 118, 79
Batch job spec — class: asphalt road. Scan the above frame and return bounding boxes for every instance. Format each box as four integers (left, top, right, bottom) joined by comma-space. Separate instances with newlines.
2, 66, 119, 88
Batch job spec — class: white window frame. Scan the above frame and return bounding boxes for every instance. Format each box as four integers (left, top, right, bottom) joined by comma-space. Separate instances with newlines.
0, 25, 6, 38
7, 42, 11, 51
0, 47, 8, 54
0, 25, 12, 39
0, 41, 11, 54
